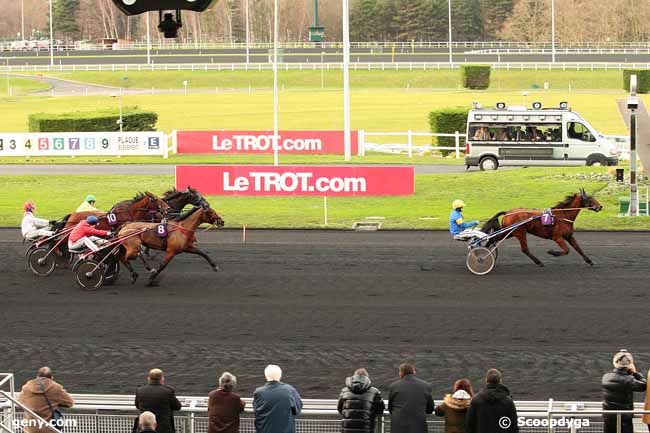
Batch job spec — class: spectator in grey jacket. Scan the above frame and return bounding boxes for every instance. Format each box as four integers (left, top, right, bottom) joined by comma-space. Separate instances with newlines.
387, 363, 435, 433
253, 365, 303, 433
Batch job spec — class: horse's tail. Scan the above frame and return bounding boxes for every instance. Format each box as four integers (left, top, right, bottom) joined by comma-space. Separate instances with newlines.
481, 211, 506, 234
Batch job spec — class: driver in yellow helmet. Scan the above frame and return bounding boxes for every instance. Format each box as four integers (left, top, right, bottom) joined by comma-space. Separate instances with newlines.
449, 199, 485, 240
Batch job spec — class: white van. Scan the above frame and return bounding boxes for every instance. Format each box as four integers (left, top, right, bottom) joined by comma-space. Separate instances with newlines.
464, 102, 620, 170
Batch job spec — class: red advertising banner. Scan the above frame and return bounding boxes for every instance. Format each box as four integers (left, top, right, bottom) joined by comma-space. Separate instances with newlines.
175, 130, 358, 155
176, 165, 414, 196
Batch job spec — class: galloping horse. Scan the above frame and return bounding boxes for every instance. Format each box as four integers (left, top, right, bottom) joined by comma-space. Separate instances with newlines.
481, 189, 602, 266
117, 205, 225, 285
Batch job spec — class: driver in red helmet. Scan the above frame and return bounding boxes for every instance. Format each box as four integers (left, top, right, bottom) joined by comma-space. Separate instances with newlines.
21, 201, 54, 240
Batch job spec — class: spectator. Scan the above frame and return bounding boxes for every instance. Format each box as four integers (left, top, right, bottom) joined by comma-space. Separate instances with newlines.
208, 372, 245, 433
17, 367, 74, 433
435, 379, 473, 433
253, 365, 303, 433
387, 363, 434, 433
337, 368, 385, 433
602, 350, 646, 433
133, 369, 182, 433
465, 369, 518, 433
137, 412, 157, 433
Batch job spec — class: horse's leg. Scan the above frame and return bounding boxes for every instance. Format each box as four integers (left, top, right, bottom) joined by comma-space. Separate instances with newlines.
514, 230, 544, 266
138, 251, 153, 271
185, 245, 219, 272
547, 236, 571, 257
566, 233, 594, 265
147, 251, 176, 286
119, 244, 140, 283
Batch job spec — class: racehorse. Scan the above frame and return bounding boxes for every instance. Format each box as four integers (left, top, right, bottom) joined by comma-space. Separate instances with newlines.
162, 186, 209, 214
60, 192, 170, 231
481, 189, 602, 266
116, 204, 225, 286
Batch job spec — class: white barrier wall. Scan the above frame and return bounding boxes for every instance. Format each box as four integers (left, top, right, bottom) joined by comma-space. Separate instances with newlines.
0, 132, 168, 158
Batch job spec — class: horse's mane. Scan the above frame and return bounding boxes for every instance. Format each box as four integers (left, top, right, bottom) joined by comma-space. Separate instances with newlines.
162, 188, 182, 200
553, 193, 580, 209
174, 206, 200, 221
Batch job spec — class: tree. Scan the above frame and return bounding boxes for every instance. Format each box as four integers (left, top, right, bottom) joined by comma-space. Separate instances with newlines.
53, 0, 81, 41
479, 0, 512, 39
350, 0, 379, 41
451, 0, 483, 41
499, 0, 550, 42
394, 0, 427, 41
227, 0, 244, 42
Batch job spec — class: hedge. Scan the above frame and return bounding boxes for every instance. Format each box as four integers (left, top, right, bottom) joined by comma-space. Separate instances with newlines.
461, 65, 491, 90
428, 107, 469, 156
623, 70, 650, 94
28, 107, 158, 132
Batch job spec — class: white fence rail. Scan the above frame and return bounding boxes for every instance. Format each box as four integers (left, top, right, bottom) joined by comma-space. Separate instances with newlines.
1, 62, 650, 73
359, 130, 465, 158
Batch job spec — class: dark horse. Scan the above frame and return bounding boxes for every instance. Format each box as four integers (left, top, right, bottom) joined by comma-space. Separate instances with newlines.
162, 186, 210, 214
481, 189, 602, 266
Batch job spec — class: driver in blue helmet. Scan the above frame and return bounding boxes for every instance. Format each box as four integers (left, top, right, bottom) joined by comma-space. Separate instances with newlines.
68, 215, 112, 252
449, 199, 486, 240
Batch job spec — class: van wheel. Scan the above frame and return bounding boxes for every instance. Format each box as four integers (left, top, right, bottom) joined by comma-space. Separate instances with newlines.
479, 157, 499, 171
586, 155, 606, 166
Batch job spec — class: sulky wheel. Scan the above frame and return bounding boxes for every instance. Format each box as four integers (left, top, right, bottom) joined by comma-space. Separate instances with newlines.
74, 260, 105, 291
27, 247, 57, 277
103, 257, 120, 286
466, 246, 496, 275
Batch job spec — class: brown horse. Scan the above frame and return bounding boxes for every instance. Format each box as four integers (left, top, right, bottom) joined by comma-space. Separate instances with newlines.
117, 205, 225, 285
481, 189, 602, 267
62, 192, 170, 231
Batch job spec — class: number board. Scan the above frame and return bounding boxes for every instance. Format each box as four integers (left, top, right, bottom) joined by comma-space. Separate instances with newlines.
0, 133, 167, 157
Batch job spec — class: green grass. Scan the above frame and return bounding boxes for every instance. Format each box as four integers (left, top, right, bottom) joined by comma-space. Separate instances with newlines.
0, 77, 51, 95
39, 69, 626, 91
2, 167, 648, 230
0, 153, 463, 165
0, 89, 639, 135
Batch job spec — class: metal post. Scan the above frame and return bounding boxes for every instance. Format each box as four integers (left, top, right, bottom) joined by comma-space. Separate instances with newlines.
321, 51, 325, 89
407, 130, 413, 158
49, 0, 54, 66
21, 0, 25, 44
616, 413, 621, 433
455, 131, 460, 159
273, 0, 279, 166
629, 75, 639, 216
342, 0, 352, 161
323, 196, 328, 226
245, 0, 250, 65
551, 0, 556, 63
146, 12, 151, 65
447, 0, 453, 64
5, 59, 10, 97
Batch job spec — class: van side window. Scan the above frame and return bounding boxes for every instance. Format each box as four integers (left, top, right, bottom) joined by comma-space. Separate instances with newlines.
567, 122, 596, 142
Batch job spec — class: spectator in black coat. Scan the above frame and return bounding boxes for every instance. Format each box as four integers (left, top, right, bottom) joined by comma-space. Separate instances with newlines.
387, 363, 435, 433
133, 369, 182, 433
337, 368, 385, 433
465, 369, 518, 433
601, 350, 647, 433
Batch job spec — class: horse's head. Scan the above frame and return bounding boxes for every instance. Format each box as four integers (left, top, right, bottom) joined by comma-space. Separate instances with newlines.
188, 186, 211, 210
201, 206, 225, 228
579, 188, 603, 212
138, 192, 171, 219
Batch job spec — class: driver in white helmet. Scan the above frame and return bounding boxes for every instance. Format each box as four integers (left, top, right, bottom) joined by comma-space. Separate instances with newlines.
449, 199, 486, 240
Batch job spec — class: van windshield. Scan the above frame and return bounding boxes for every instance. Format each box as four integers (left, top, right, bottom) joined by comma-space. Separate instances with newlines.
468, 123, 562, 142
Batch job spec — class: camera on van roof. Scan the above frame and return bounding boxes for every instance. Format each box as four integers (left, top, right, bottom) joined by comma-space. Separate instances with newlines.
495, 102, 506, 110
627, 96, 639, 110
532, 102, 542, 110
559, 101, 569, 110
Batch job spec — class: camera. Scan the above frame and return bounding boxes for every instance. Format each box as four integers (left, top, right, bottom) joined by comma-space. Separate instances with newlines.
158, 12, 182, 39
627, 96, 639, 110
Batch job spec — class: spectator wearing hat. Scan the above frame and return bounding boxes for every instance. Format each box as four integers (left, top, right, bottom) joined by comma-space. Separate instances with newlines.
435, 379, 473, 433
76, 195, 98, 213
602, 350, 647, 433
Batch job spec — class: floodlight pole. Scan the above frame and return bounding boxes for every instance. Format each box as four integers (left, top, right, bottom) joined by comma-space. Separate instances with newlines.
21, 0, 25, 43
551, 0, 556, 63
447, 0, 453, 64
342, 0, 351, 161
146, 12, 151, 65
49, 0, 54, 66
629, 75, 639, 216
273, 0, 279, 166
245, 0, 250, 64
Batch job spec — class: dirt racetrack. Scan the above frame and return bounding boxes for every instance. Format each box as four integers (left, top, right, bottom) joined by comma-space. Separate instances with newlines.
1, 229, 649, 401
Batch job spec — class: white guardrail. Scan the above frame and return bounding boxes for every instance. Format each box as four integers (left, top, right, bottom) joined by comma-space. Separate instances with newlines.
2, 41, 650, 52
1, 62, 650, 73
359, 130, 465, 158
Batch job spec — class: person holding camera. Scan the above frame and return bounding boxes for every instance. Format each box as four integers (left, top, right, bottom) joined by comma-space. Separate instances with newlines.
601, 350, 647, 433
